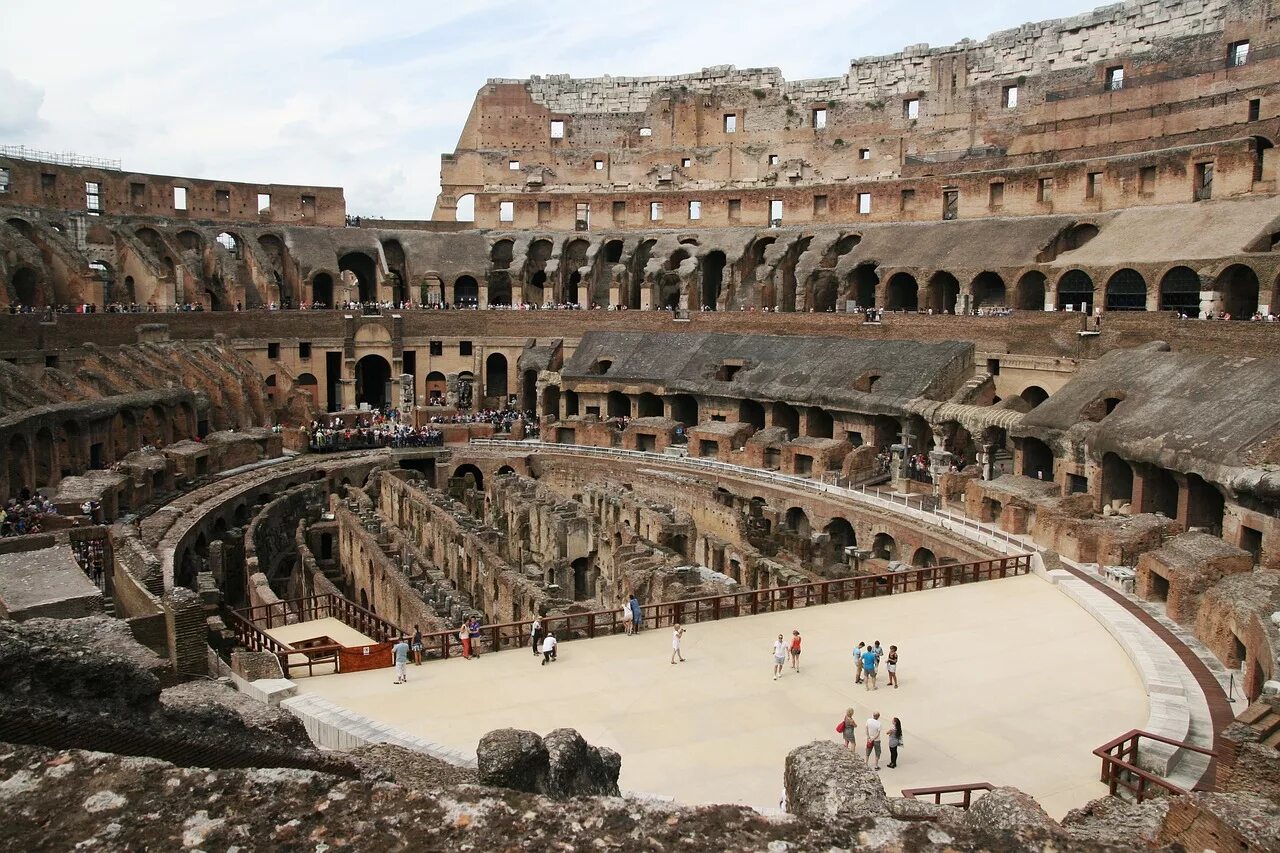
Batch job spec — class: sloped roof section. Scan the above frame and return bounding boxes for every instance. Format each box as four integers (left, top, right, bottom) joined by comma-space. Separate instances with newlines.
562, 332, 972, 410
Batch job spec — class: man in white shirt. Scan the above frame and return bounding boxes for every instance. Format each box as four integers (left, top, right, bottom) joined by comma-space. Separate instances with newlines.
864, 711, 883, 770
772, 634, 787, 680
540, 632, 557, 666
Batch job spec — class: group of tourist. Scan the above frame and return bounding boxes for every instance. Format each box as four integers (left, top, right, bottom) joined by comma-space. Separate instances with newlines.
838, 709, 904, 771
847, 640, 903, 769
304, 412, 445, 452
0, 493, 57, 537
422, 409, 530, 433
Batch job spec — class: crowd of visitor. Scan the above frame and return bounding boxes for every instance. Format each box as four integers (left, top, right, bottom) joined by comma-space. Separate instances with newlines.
0, 492, 57, 537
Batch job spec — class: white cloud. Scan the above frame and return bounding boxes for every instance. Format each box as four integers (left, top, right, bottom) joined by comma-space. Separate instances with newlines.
0, 0, 1081, 218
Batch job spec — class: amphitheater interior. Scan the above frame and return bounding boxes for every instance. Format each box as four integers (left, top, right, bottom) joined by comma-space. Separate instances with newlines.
3, 1, 1280, 850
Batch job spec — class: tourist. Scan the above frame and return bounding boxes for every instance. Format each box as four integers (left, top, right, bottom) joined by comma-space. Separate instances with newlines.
411, 625, 423, 665
540, 631, 557, 665
468, 615, 483, 657
622, 601, 633, 635
887, 717, 903, 769
789, 630, 802, 673
629, 594, 643, 632
392, 636, 409, 684
530, 616, 544, 655
865, 711, 883, 770
671, 623, 686, 664
861, 643, 878, 690
872, 640, 884, 667
854, 641, 866, 683
458, 621, 472, 659
772, 634, 787, 680
838, 708, 858, 752
886, 645, 899, 688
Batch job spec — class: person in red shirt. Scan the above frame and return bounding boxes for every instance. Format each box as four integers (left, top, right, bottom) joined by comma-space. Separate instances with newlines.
789, 630, 802, 673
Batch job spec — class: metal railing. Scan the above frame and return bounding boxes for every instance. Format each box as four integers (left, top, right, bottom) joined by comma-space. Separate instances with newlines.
1093, 729, 1217, 802
0, 144, 122, 170
901, 782, 994, 808
227, 593, 403, 677
467, 439, 1026, 554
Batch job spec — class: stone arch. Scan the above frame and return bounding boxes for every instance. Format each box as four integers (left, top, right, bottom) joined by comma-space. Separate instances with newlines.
1217, 264, 1260, 319
452, 464, 483, 489
824, 517, 855, 549
911, 547, 937, 567
785, 507, 811, 538
1015, 271, 1046, 311
637, 392, 663, 417
849, 266, 880, 308
738, 399, 765, 429
871, 532, 897, 561
295, 373, 319, 408
885, 272, 918, 310
971, 272, 1006, 308
11, 267, 41, 307
454, 275, 479, 306
485, 353, 508, 401
455, 194, 476, 222
925, 271, 959, 314
1159, 266, 1201, 313
1055, 269, 1094, 312
427, 371, 448, 405
1021, 437, 1054, 480
700, 250, 726, 310
355, 354, 392, 409
339, 251, 378, 303
668, 394, 698, 426
520, 370, 538, 413
606, 390, 631, 418
772, 402, 800, 437
310, 272, 334, 307
1021, 386, 1049, 408
1104, 268, 1148, 311
541, 385, 561, 419
1101, 453, 1133, 509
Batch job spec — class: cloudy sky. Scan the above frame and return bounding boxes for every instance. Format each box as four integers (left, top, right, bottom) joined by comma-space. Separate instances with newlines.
2, 0, 1081, 219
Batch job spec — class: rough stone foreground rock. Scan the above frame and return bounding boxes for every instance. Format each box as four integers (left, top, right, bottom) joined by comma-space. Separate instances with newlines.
784, 740, 889, 822
0, 742, 1150, 852
477, 727, 620, 798
962, 786, 1067, 846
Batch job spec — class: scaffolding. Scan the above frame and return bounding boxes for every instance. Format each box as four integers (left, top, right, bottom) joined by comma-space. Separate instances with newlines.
0, 145, 122, 171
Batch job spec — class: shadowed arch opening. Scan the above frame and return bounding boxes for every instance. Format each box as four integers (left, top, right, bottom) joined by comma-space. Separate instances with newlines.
824, 517, 856, 549
972, 272, 1006, 308
700, 250, 726, 310
339, 252, 377, 303
1015, 271, 1046, 310
785, 507, 811, 538
311, 273, 334, 307
454, 275, 479, 306
885, 273, 918, 310
1105, 268, 1147, 311
637, 392, 663, 417
926, 271, 959, 314
485, 353, 508, 401
1056, 270, 1094, 312
871, 532, 897, 561
355, 354, 391, 409
1217, 264, 1260, 319
1159, 267, 1200, 313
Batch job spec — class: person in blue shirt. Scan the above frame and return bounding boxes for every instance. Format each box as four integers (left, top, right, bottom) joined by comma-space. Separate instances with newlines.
861, 644, 879, 691
392, 637, 410, 684
629, 595, 643, 632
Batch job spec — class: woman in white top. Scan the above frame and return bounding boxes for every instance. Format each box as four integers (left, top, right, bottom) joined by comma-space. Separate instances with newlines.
671, 624, 686, 664
622, 603, 633, 635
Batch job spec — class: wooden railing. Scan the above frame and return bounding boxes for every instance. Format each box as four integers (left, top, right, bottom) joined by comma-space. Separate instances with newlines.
1093, 729, 1217, 803
901, 782, 994, 809
411, 554, 1031, 663
227, 555, 1029, 675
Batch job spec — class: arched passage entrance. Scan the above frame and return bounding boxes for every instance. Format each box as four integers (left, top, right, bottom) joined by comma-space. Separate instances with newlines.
355, 354, 392, 409
485, 353, 508, 402
1056, 270, 1094, 312
885, 273, 918, 310
1217, 264, 1260, 318
1105, 268, 1147, 311
311, 273, 334, 307
700, 251, 726, 309
785, 507, 811, 538
926, 271, 959, 314
11, 267, 40, 306
971, 272, 1006, 309
339, 252, 377, 303
454, 275, 479, 306
1015, 272, 1046, 310
824, 517, 855, 549
1159, 267, 1200, 314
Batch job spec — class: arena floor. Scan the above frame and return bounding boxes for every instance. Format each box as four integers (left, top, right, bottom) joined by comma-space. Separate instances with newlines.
292, 573, 1147, 818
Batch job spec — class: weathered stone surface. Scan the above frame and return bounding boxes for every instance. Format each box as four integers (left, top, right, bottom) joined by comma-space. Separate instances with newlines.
1220, 741, 1280, 806
476, 728, 549, 793
1061, 793, 1170, 847
344, 743, 479, 789
1157, 791, 1280, 852
783, 739, 889, 823
544, 727, 622, 798
963, 786, 1065, 847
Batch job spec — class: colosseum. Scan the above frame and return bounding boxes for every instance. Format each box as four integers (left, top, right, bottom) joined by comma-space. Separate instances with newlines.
2, 1, 1279, 849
